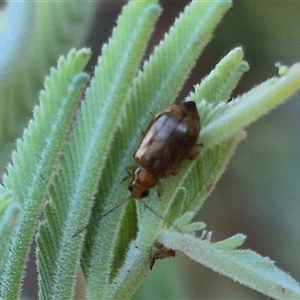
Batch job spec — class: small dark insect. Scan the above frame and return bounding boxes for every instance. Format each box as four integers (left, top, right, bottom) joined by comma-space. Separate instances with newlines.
150, 242, 176, 270
128, 101, 200, 199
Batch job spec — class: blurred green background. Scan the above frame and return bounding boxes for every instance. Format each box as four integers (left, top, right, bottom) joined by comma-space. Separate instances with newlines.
1, 1, 299, 299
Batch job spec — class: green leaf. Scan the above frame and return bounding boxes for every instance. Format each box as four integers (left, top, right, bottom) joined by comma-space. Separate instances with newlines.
0, 49, 91, 299
159, 230, 300, 299
36, 1, 162, 299
201, 62, 300, 149
2, 0, 299, 299
190, 47, 249, 126
0, 188, 20, 268
81, 2, 233, 299
173, 211, 206, 233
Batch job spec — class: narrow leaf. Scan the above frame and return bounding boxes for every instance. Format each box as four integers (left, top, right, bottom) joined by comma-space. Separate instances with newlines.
0, 49, 91, 299
189, 47, 249, 126
201, 63, 300, 149
82, 1, 232, 299
159, 230, 300, 300
37, 1, 162, 299
0, 188, 20, 268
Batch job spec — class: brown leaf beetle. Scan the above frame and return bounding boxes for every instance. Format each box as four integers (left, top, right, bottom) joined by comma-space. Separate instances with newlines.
73, 101, 200, 238
128, 101, 200, 199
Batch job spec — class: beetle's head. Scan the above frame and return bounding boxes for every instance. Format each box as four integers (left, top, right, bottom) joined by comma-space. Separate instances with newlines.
128, 167, 158, 199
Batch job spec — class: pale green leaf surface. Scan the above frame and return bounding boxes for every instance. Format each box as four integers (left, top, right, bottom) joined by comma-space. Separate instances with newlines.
192, 47, 249, 106
81, 2, 233, 299
36, 2, 162, 299
0, 49, 91, 299
201, 63, 300, 149
189, 47, 249, 126
159, 230, 300, 300
213, 233, 246, 250
0, 189, 20, 268
172, 211, 200, 228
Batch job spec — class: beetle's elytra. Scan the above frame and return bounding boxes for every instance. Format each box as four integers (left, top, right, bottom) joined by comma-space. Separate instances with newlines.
128, 101, 200, 199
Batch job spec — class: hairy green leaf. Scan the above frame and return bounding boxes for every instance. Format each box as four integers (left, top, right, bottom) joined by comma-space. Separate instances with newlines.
36, 1, 162, 299
0, 49, 90, 299
0, 188, 20, 268
201, 63, 300, 149
1, 0, 299, 299
81, 2, 233, 299
159, 230, 300, 299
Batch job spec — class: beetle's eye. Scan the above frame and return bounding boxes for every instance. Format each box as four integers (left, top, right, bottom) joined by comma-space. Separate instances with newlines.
141, 191, 149, 198
128, 183, 134, 192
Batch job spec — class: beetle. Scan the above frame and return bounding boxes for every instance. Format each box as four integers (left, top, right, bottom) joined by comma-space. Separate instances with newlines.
73, 101, 200, 238
128, 101, 200, 199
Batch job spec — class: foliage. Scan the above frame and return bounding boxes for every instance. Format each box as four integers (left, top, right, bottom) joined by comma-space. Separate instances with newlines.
0, 1, 300, 299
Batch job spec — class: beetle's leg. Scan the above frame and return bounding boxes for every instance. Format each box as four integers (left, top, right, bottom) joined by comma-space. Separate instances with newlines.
171, 167, 180, 176
140, 111, 154, 135
148, 110, 155, 118
187, 143, 203, 160
170, 143, 203, 176
156, 180, 164, 199
121, 166, 136, 183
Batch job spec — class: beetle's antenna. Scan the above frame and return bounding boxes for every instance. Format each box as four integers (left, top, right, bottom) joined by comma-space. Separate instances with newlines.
139, 200, 182, 233
72, 196, 130, 238
73, 196, 182, 238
